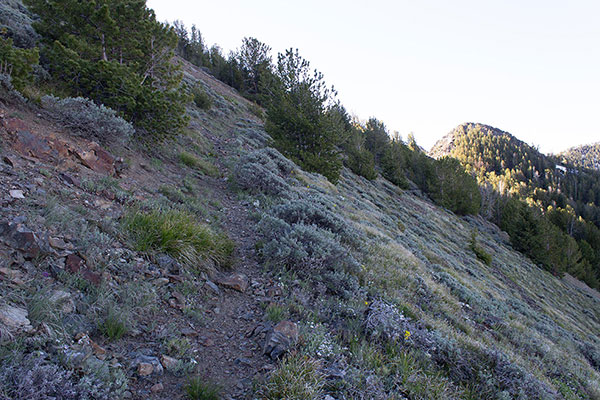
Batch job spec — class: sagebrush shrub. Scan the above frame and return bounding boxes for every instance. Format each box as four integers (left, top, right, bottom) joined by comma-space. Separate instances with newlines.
364, 300, 409, 342
0, 352, 126, 400
241, 147, 296, 174
270, 197, 356, 243
0, 73, 26, 103
41, 95, 134, 144
0, 0, 39, 48
0, 354, 84, 399
234, 148, 296, 196
258, 214, 359, 278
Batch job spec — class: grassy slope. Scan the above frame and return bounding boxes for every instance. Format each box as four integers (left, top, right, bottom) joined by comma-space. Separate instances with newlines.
229, 101, 600, 397
255, 163, 600, 398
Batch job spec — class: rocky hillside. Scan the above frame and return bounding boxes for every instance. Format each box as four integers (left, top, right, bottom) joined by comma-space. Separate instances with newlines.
559, 143, 600, 171
1, 62, 600, 400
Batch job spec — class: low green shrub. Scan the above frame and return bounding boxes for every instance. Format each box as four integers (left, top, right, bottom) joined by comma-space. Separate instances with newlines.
0, 36, 38, 90
192, 85, 212, 110
469, 231, 492, 266
345, 146, 377, 181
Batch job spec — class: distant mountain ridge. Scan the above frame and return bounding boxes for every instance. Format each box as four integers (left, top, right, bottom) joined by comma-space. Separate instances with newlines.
429, 122, 550, 179
559, 142, 600, 171
429, 122, 520, 159
429, 121, 600, 289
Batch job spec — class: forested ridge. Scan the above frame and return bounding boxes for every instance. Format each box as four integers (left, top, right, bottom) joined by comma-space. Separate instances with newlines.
560, 142, 600, 172
432, 122, 600, 287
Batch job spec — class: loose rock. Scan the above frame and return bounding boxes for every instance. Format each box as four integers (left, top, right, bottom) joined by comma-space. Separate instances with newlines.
160, 355, 179, 370
217, 273, 249, 293
150, 383, 164, 393
9, 190, 24, 199
138, 362, 154, 376
274, 320, 298, 341
50, 290, 75, 313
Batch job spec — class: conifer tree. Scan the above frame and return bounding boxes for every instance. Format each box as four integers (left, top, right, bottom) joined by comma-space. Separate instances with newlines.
25, 0, 188, 139
0, 35, 38, 90
264, 48, 343, 183
238, 37, 271, 99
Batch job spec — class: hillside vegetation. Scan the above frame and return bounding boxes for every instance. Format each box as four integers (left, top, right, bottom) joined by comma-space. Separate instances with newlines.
431, 123, 600, 288
560, 143, 600, 172
0, 1, 599, 399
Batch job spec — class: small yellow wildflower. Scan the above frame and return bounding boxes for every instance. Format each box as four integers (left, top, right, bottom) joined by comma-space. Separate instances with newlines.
404, 330, 411, 340
365, 301, 369, 306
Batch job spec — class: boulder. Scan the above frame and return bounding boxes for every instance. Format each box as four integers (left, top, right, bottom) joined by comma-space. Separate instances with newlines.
0, 304, 33, 340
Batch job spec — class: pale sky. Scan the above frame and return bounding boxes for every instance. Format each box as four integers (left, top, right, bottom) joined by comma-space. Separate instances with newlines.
148, 0, 600, 154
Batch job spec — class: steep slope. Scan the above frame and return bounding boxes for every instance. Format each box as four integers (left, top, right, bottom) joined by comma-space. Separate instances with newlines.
0, 60, 274, 399
235, 126, 600, 398
560, 143, 600, 171
1, 62, 600, 400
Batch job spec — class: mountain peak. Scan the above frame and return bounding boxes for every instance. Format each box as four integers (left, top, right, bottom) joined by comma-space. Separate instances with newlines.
429, 122, 515, 159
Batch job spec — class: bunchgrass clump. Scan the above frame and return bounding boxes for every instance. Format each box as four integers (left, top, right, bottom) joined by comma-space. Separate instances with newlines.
123, 208, 233, 270
262, 354, 324, 400
179, 152, 220, 177
185, 376, 221, 400
265, 303, 288, 323
100, 308, 128, 341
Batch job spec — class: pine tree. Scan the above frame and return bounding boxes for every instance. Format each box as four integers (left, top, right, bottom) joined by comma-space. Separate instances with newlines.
237, 37, 271, 99
264, 48, 343, 183
0, 35, 38, 90
25, 0, 188, 139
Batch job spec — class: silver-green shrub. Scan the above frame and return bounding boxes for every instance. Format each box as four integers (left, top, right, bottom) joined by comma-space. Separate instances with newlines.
0, 0, 39, 48
270, 197, 355, 243
234, 148, 296, 196
41, 95, 134, 144
0, 73, 26, 103
0, 353, 90, 399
